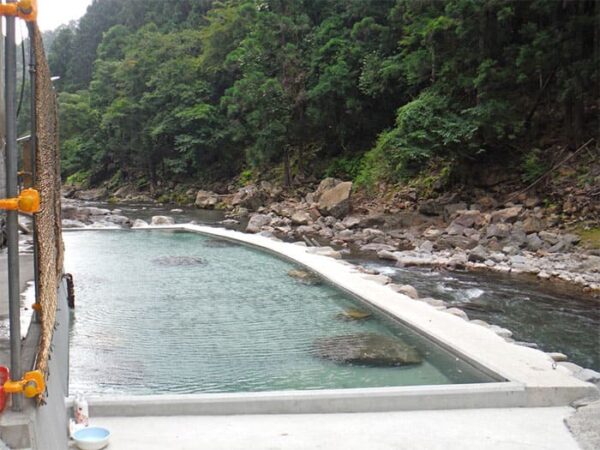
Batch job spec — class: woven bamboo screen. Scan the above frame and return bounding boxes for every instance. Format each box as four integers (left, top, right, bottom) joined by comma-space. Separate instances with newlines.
32, 24, 64, 380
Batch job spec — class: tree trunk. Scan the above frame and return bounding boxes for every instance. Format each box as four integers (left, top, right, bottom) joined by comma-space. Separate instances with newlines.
283, 147, 291, 188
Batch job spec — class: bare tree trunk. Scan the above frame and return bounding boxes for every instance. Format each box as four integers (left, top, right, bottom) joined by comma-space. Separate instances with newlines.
283, 147, 291, 188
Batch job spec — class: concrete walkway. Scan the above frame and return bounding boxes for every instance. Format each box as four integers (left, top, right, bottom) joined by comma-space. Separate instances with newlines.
90, 408, 579, 450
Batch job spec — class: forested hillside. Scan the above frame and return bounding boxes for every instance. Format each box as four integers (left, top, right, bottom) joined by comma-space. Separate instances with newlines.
49, 0, 598, 193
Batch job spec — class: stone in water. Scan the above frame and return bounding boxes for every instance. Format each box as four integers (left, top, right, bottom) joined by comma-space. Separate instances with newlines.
313, 333, 422, 367
152, 256, 205, 267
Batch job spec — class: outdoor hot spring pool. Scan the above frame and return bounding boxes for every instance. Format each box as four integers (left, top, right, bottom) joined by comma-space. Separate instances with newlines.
64, 230, 496, 395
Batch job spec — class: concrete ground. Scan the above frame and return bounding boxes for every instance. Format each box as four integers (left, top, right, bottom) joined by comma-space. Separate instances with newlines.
87, 408, 580, 450
567, 400, 600, 450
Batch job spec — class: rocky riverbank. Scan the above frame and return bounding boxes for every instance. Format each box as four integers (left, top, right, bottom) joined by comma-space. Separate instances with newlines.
62, 178, 600, 296
196, 179, 600, 296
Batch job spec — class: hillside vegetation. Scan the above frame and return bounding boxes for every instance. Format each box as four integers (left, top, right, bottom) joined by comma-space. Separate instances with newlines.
49, 0, 598, 193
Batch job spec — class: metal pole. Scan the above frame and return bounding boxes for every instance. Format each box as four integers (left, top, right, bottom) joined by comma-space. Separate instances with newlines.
5, 0, 23, 411
27, 22, 39, 325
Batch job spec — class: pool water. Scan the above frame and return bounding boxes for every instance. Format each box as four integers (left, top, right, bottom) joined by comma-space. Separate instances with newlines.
64, 230, 496, 395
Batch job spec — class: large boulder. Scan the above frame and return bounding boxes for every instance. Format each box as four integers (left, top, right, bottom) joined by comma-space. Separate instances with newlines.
246, 214, 271, 233
232, 185, 267, 211
313, 333, 422, 367
195, 190, 219, 209
73, 188, 108, 201
151, 216, 175, 225
132, 219, 149, 228
317, 181, 352, 218
451, 210, 485, 229
491, 206, 523, 224
314, 178, 341, 201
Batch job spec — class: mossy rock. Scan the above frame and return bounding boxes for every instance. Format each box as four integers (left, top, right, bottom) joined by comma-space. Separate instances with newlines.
313, 332, 422, 367
578, 227, 600, 249
336, 308, 372, 321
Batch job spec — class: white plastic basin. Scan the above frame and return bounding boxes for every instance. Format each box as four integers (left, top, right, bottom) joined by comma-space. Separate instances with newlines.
73, 427, 110, 450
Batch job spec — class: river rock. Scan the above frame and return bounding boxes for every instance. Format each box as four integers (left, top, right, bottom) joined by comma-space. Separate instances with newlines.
562, 233, 582, 245
526, 233, 544, 251
81, 206, 111, 216
359, 243, 396, 253
306, 246, 342, 259
445, 223, 466, 236
151, 215, 175, 225
468, 245, 488, 263
220, 219, 240, 226
436, 235, 478, 250
61, 205, 88, 222
318, 181, 352, 218
418, 240, 434, 253
291, 211, 312, 226
418, 199, 444, 216
195, 190, 219, 209
486, 223, 511, 239
152, 256, 205, 266
451, 210, 484, 229
342, 216, 361, 229
73, 187, 108, 201
314, 178, 341, 200
539, 230, 559, 245
476, 196, 498, 211
446, 308, 469, 320
336, 309, 372, 321
489, 324, 513, 339
62, 219, 86, 228
390, 284, 418, 299
132, 219, 149, 228
491, 206, 523, 224
313, 333, 422, 367
443, 202, 468, 220
287, 268, 321, 285
246, 214, 271, 233
522, 216, 546, 234
232, 185, 266, 211
103, 214, 132, 226
547, 352, 568, 362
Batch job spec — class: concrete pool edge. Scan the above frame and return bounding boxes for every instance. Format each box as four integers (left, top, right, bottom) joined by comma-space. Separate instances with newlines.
65, 225, 598, 412
69, 383, 527, 416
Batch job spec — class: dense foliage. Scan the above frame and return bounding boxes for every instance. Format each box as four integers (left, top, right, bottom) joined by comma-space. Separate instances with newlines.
49, 0, 598, 189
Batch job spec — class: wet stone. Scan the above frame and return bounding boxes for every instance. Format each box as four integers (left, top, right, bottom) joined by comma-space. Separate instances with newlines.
313, 333, 422, 367
336, 309, 372, 321
152, 256, 206, 266
287, 269, 322, 285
